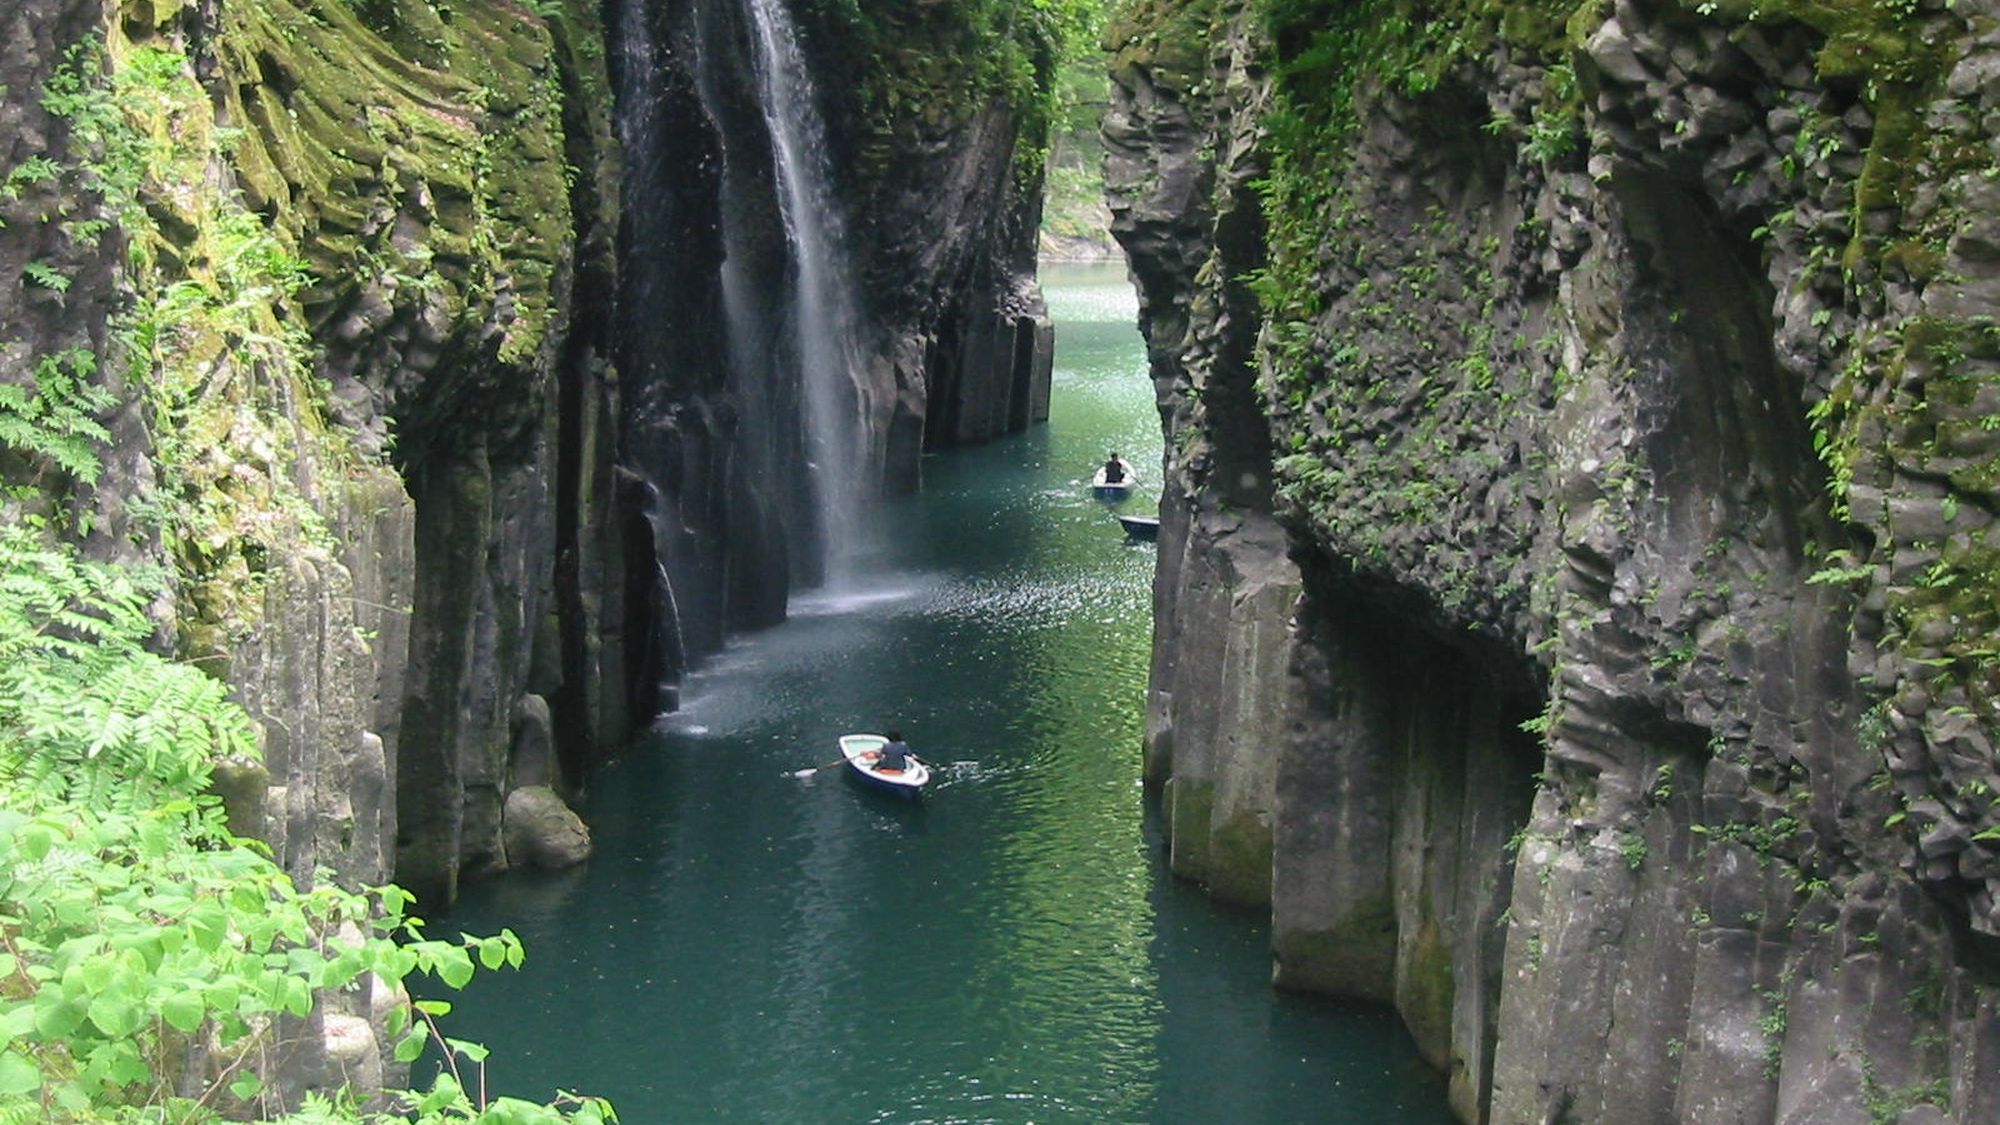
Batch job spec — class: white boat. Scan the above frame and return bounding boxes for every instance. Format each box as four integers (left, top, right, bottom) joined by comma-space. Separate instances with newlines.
1091, 463, 1137, 499
839, 733, 930, 798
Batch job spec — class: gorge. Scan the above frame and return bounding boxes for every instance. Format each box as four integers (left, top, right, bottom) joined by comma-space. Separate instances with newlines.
3, 0, 2000, 1121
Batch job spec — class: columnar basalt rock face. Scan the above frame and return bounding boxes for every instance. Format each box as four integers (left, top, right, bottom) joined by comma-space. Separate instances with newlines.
2, 0, 625, 907
204, 0, 626, 909
846, 100, 1057, 465
1107, 0, 1296, 913
4, 0, 620, 1106
806, 5, 1059, 477
1109, 0, 2000, 1119
0, 0, 154, 551
0, 0, 115, 383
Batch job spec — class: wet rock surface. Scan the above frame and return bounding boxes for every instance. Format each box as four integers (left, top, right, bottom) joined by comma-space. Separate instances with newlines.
502, 785, 594, 870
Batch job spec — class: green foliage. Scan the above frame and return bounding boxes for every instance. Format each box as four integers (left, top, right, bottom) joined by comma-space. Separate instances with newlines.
1760, 987, 1788, 1077
39, 41, 205, 238
1619, 831, 1648, 872
0, 350, 114, 487
1520, 60, 1580, 163
805, 0, 1103, 184
0, 525, 252, 805
0, 155, 62, 207
1806, 559, 1873, 586
20, 261, 72, 293
21, 36, 345, 635
1041, 54, 1111, 242
0, 528, 613, 1123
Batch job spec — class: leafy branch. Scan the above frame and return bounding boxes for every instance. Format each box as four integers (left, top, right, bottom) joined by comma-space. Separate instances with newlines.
0, 348, 114, 487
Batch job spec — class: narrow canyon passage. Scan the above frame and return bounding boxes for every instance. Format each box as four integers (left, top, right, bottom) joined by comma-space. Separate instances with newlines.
435, 265, 1454, 1122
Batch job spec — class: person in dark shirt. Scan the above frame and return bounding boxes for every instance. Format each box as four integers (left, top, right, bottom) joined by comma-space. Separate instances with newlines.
1102, 452, 1129, 484
877, 729, 911, 771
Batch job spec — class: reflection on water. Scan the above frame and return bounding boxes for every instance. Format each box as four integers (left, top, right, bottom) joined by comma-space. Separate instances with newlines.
437, 262, 1452, 1123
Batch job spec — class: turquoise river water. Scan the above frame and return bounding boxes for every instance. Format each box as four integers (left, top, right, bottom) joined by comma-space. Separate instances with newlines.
438, 262, 1455, 1123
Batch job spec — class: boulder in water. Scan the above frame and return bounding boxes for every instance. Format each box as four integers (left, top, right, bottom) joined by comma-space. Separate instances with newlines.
502, 786, 593, 870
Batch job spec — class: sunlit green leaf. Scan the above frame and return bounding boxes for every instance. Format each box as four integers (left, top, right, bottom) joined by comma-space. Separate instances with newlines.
160, 989, 205, 1033
0, 1049, 39, 1096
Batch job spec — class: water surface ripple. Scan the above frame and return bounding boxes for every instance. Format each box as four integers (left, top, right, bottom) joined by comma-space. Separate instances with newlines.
439, 263, 1453, 1124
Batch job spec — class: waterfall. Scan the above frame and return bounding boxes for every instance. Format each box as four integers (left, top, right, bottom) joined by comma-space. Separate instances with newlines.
607, 0, 879, 704
738, 0, 871, 587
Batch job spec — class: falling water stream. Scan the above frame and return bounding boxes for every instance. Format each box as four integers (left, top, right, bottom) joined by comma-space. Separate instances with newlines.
740, 0, 870, 583
437, 264, 1455, 1123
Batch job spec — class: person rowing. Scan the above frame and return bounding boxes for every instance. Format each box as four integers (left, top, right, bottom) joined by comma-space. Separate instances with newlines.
876, 729, 912, 772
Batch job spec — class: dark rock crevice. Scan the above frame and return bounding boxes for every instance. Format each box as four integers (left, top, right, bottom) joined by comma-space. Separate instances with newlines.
1276, 560, 1542, 1121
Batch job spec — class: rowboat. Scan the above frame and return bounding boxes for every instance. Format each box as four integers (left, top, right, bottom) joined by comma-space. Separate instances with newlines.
839, 733, 930, 798
1091, 464, 1137, 500
1117, 515, 1160, 541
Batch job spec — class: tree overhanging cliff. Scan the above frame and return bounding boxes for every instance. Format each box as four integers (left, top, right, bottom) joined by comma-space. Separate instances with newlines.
1109, 0, 2000, 1119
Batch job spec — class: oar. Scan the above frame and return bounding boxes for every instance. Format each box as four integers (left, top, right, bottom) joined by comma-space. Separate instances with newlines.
791, 758, 844, 779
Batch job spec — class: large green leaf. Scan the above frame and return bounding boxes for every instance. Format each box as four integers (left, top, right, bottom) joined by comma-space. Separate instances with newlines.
159, 989, 205, 1033
0, 1048, 40, 1096
32, 991, 86, 1039
85, 989, 144, 1038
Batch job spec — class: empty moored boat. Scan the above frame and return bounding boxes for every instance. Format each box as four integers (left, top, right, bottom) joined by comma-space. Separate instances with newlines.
839, 733, 930, 798
1117, 515, 1160, 541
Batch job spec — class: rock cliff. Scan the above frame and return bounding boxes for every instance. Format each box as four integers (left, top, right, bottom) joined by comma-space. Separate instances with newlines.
603, 0, 1055, 711
5, 0, 1055, 901
4, 0, 1056, 1107
7, 0, 623, 1101
1108, 0, 2000, 1119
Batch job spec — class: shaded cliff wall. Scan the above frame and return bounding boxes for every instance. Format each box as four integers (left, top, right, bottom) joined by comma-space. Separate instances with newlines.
1, 0, 625, 909
1108, 0, 2000, 1120
0, 0, 147, 547
210, 0, 626, 909
2, 0, 620, 1104
813, 1, 1060, 467
606, 0, 1058, 704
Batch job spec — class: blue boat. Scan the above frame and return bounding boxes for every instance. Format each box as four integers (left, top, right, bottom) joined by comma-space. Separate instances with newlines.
839, 733, 930, 798
1117, 515, 1160, 542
